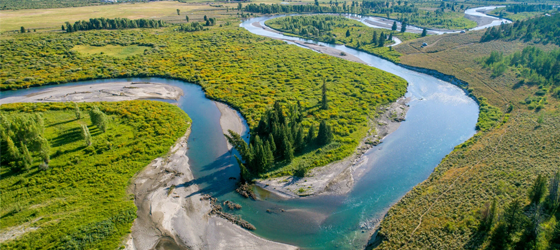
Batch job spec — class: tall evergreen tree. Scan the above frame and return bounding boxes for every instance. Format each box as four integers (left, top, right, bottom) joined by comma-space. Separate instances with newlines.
400, 22, 407, 33
372, 31, 378, 44
284, 140, 294, 162
378, 32, 385, 47
177, 9, 181, 15
306, 125, 316, 144
185, 15, 189, 22
346, 29, 351, 37
20, 26, 25, 33
421, 28, 427, 37
317, 120, 333, 145
529, 174, 548, 205
392, 21, 397, 31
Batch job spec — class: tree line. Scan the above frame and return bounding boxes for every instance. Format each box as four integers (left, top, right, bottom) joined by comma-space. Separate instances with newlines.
480, 13, 560, 46
505, 3, 554, 14
64, 18, 166, 33
477, 172, 560, 249
226, 98, 333, 181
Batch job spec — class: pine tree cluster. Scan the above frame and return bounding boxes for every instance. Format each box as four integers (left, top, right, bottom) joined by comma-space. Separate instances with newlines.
226, 101, 333, 181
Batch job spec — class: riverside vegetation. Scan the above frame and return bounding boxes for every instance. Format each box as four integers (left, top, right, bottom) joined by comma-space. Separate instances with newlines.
244, 0, 477, 30
265, 15, 420, 62
0, 21, 407, 178
0, 101, 190, 249
372, 10, 560, 250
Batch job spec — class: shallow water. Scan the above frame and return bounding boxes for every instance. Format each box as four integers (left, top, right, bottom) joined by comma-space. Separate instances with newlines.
0, 9, 506, 248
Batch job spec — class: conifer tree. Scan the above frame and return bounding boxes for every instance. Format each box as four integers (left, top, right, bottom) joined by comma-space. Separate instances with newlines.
401, 22, 407, 32
392, 21, 397, 31
177, 9, 181, 15
306, 125, 316, 144
372, 31, 378, 44
529, 174, 547, 204
20, 26, 25, 33
186, 15, 189, 22
294, 127, 304, 152
378, 32, 385, 47
421, 28, 427, 37
346, 29, 351, 37
284, 141, 294, 162
317, 120, 333, 145
388, 33, 393, 41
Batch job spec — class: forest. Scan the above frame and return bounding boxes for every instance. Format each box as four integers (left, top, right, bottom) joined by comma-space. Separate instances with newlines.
63, 18, 166, 33
0, 25, 407, 177
0, 101, 190, 249
480, 13, 560, 46
265, 15, 420, 62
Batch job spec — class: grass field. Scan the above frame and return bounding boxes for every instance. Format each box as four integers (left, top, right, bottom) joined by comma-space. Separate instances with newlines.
0, 1, 222, 32
0, 101, 190, 249
72, 45, 148, 58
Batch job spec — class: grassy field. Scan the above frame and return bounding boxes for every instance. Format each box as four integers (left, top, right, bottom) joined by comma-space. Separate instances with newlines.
0, 101, 190, 249
488, 7, 545, 21
372, 24, 560, 249
72, 45, 148, 58
0, 25, 407, 177
380, 10, 477, 30
0, 1, 228, 32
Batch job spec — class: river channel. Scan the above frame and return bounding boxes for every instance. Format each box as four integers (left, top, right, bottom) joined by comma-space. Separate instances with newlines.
0, 8, 509, 249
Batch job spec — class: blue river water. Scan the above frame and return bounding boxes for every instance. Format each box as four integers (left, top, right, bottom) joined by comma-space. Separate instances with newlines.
0, 14, 482, 249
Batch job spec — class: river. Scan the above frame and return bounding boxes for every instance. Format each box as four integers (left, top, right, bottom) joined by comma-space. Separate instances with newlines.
0, 7, 506, 249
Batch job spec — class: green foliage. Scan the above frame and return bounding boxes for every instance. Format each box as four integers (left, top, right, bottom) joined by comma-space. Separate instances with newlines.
481, 13, 560, 46
0, 113, 49, 171
89, 106, 108, 133
482, 46, 560, 107
530, 174, 548, 205
475, 97, 503, 132
64, 18, 166, 33
178, 22, 205, 32
0, 101, 190, 249
0, 26, 407, 176
265, 15, 420, 62
227, 101, 333, 179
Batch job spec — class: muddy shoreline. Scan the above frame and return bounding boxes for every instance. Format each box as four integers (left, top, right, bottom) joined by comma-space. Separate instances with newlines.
0, 81, 183, 104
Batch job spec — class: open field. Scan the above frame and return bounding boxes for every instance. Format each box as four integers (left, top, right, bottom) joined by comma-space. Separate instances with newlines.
72, 44, 148, 58
0, 101, 190, 249
0, 1, 230, 32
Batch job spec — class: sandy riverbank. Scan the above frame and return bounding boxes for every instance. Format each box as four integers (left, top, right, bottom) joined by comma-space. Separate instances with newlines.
126, 128, 297, 250
257, 97, 409, 197
215, 102, 247, 150
0, 82, 183, 104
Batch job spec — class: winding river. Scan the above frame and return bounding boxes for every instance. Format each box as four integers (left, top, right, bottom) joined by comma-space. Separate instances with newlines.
0, 7, 510, 250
